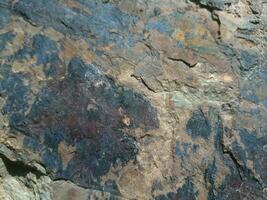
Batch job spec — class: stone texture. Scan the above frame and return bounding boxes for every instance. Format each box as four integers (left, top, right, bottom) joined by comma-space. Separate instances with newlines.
0, 0, 266, 199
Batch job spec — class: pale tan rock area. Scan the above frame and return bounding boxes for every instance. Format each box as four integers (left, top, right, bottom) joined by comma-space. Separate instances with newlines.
0, 0, 266, 199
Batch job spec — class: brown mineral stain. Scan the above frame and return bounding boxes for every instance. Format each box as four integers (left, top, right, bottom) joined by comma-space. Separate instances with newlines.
12, 58, 46, 81
197, 186, 208, 200
0, 131, 24, 151
173, 20, 219, 57
150, 31, 198, 66
196, 24, 207, 37
0, 17, 44, 57
247, 160, 254, 170
60, 38, 94, 65
58, 0, 91, 15
221, 75, 233, 83
119, 169, 150, 199
101, 45, 115, 52
59, 0, 80, 8
118, 107, 124, 115
43, 28, 64, 41
175, 31, 185, 42
60, 39, 76, 63
122, 115, 131, 126
51, 181, 89, 200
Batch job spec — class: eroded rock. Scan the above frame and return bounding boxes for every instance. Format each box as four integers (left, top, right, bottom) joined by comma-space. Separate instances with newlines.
0, 0, 266, 199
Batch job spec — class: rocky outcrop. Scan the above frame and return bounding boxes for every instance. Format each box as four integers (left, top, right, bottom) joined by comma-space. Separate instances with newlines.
0, 0, 266, 199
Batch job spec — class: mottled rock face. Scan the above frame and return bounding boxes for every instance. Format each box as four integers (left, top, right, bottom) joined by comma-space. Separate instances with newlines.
186, 109, 211, 140
0, 0, 266, 199
155, 177, 199, 200
20, 57, 158, 186
190, 0, 239, 10
1, 48, 158, 187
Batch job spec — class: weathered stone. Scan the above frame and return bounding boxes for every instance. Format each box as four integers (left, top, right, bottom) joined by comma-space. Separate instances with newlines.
155, 177, 198, 200
190, 0, 239, 10
0, 0, 266, 199
3, 56, 158, 187
0, 158, 7, 177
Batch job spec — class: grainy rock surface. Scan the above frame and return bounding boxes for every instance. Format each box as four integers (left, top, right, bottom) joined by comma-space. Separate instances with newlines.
0, 0, 266, 199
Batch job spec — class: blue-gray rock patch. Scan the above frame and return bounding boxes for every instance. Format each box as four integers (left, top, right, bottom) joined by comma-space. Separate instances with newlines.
186, 109, 211, 140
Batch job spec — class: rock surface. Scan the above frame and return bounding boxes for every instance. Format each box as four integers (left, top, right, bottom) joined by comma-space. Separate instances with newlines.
0, 0, 266, 199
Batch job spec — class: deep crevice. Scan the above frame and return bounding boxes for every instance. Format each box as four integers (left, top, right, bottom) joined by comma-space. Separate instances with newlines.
0, 153, 44, 178
167, 57, 197, 68
211, 12, 222, 40
131, 74, 156, 93
222, 148, 244, 181
189, 0, 218, 11
189, 0, 222, 40
222, 146, 263, 187
15, 10, 38, 27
